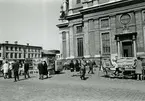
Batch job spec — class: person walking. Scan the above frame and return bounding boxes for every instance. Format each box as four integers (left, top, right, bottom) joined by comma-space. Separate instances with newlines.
42, 61, 49, 78
88, 60, 95, 74
80, 58, 87, 80
37, 61, 44, 80
2, 61, 9, 79
12, 60, 20, 82
135, 57, 143, 80
75, 60, 80, 72
24, 60, 30, 79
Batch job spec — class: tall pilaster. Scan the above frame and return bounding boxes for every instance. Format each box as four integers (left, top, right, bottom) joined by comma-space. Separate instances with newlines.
135, 10, 144, 53
66, 31, 70, 58
94, 19, 100, 57
84, 20, 90, 58
69, 25, 74, 58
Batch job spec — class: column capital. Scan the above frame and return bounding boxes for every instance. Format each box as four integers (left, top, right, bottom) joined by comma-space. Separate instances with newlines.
132, 35, 136, 40
117, 37, 120, 42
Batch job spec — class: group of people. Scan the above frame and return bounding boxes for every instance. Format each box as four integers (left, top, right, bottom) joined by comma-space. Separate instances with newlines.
37, 60, 50, 80
0, 60, 30, 82
102, 57, 145, 81
68, 57, 96, 80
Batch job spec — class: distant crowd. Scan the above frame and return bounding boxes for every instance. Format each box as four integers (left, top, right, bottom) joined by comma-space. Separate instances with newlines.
65, 57, 96, 80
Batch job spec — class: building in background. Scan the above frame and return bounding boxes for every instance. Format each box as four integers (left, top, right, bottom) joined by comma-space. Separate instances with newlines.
57, 0, 145, 60
0, 41, 42, 64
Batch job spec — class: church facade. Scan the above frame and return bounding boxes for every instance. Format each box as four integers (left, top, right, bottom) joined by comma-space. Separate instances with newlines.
57, 0, 145, 60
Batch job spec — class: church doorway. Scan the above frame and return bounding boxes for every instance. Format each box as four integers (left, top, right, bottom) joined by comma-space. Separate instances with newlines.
122, 41, 133, 57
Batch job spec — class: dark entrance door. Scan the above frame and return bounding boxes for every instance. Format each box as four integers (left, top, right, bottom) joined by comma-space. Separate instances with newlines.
122, 41, 133, 57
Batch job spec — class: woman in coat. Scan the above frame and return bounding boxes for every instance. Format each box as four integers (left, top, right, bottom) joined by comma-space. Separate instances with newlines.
42, 61, 48, 78
135, 57, 143, 80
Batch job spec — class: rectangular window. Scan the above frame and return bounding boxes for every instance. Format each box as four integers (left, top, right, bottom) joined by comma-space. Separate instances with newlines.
76, 0, 81, 4
0, 53, 1, 57
11, 47, 13, 51
100, 18, 109, 29
6, 53, 8, 58
15, 53, 17, 58
15, 47, 17, 51
19, 53, 21, 58
102, 32, 110, 54
0, 46, 1, 50
19, 47, 21, 51
10, 53, 13, 58
76, 26, 83, 33
77, 38, 84, 57
6, 47, 9, 51
28, 54, 30, 58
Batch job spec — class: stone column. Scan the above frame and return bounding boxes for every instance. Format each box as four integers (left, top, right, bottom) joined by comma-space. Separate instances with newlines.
84, 20, 90, 58
66, 31, 70, 58
69, 25, 74, 58
117, 37, 120, 58
133, 35, 137, 57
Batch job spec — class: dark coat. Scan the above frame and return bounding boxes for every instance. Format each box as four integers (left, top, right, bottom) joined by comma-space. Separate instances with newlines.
12, 62, 19, 72
43, 62, 48, 75
24, 62, 29, 72
70, 62, 74, 72
38, 63, 45, 75
75, 62, 80, 72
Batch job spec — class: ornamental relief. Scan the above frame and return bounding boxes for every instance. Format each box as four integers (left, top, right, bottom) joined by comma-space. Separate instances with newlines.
116, 12, 135, 34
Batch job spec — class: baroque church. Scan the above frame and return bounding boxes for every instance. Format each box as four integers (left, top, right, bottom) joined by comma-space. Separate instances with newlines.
57, 0, 145, 60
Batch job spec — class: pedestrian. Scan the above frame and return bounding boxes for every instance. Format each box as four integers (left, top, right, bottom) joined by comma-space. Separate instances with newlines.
70, 60, 74, 72
80, 58, 87, 80
8, 62, 13, 78
2, 61, 9, 79
134, 57, 143, 80
88, 59, 95, 74
37, 61, 44, 80
42, 61, 49, 78
24, 60, 30, 79
75, 59, 80, 72
12, 60, 20, 82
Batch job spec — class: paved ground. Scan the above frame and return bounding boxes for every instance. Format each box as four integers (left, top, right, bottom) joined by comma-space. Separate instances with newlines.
0, 69, 145, 101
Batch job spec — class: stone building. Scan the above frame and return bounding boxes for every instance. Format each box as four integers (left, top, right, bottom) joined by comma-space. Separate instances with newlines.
0, 41, 42, 64
57, 0, 145, 60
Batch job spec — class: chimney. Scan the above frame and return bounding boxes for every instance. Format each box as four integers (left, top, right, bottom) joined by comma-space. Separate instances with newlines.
27, 43, 29, 46
14, 41, 18, 44
5, 41, 9, 44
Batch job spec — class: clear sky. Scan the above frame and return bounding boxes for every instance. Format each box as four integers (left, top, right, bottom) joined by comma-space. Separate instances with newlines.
0, 0, 62, 50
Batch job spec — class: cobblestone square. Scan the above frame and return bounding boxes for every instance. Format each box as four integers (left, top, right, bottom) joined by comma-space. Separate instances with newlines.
0, 69, 145, 101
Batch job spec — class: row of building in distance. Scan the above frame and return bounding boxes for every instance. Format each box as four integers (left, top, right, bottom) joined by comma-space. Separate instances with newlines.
0, 41, 60, 65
